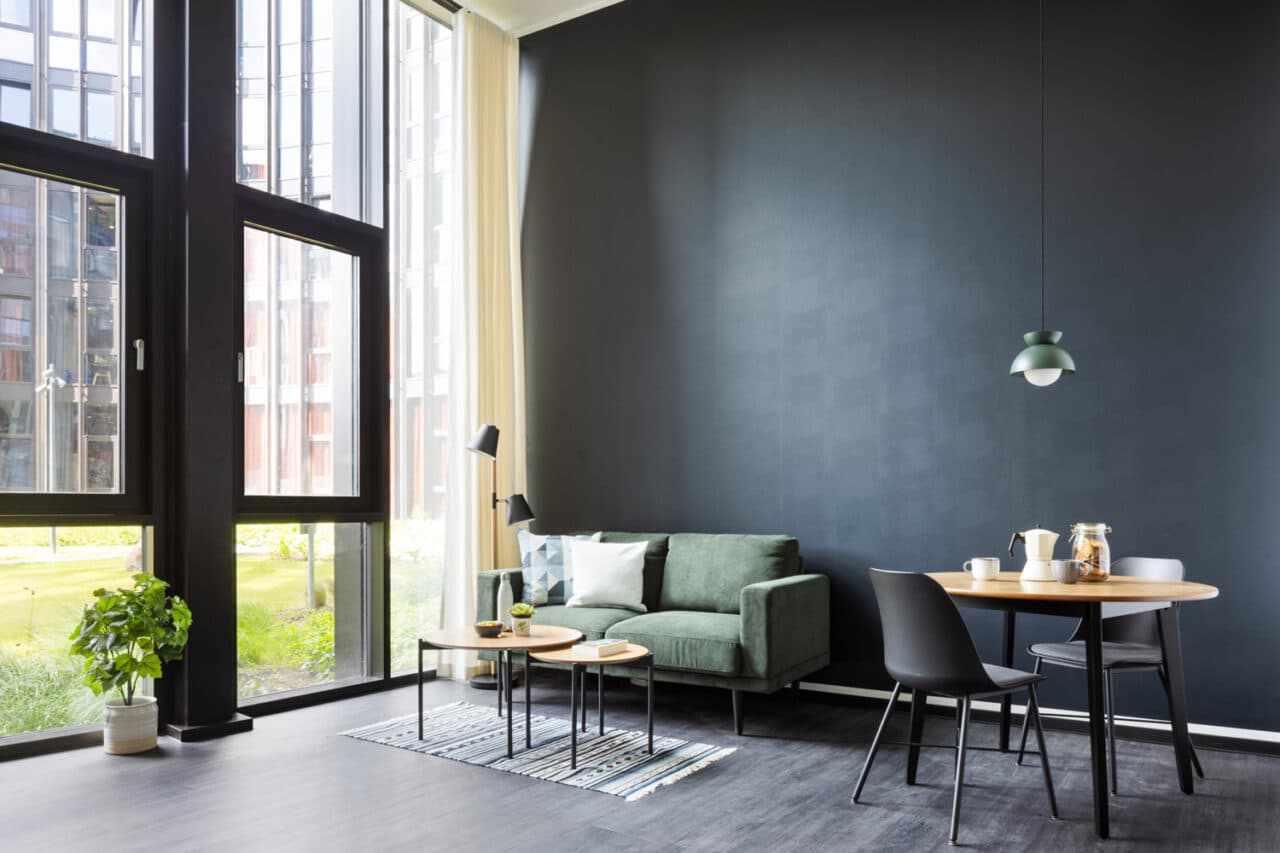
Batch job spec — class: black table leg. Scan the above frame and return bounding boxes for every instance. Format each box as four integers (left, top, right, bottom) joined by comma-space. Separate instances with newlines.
504, 650, 513, 759
906, 688, 929, 785
570, 663, 579, 769
1084, 602, 1110, 839
1158, 604, 1195, 794
598, 664, 605, 735
417, 639, 424, 740
647, 655, 655, 753
525, 651, 532, 749
580, 668, 587, 732
496, 654, 503, 717
999, 610, 1016, 750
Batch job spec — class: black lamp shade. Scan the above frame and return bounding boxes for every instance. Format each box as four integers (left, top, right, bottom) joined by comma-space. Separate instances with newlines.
467, 424, 499, 458
504, 494, 535, 526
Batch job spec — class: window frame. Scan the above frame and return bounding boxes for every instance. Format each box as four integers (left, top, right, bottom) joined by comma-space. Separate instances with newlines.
0, 119, 150, 518
234, 184, 388, 522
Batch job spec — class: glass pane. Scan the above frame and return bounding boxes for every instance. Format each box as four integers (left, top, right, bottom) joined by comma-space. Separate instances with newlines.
0, 0, 151, 156
0, 526, 150, 739
389, 4, 452, 672
86, 90, 115, 144
0, 166, 124, 494
0, 83, 30, 127
0, 0, 31, 27
50, 0, 78, 33
236, 0, 379, 224
236, 522, 366, 698
242, 227, 357, 497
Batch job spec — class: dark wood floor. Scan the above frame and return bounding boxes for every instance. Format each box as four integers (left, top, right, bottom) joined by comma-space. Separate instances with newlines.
5, 675, 1279, 851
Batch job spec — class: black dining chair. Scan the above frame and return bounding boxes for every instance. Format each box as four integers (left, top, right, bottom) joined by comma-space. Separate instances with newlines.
853, 569, 1058, 846
1015, 556, 1206, 794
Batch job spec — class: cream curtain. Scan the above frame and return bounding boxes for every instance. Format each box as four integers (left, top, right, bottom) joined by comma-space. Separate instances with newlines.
438, 9, 527, 679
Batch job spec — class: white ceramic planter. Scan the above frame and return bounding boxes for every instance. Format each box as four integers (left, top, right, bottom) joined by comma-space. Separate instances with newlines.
511, 616, 532, 637
104, 696, 158, 755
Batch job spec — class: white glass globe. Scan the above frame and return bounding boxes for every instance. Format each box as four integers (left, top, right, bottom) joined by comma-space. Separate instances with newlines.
1023, 368, 1062, 387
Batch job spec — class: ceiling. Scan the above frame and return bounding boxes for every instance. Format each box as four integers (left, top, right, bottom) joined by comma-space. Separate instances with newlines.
461, 0, 627, 37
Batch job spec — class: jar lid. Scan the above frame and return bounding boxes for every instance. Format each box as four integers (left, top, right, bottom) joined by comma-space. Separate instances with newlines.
1072, 522, 1111, 533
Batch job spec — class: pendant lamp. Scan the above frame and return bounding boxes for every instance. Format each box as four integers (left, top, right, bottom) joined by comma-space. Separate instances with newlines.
1010, 0, 1075, 387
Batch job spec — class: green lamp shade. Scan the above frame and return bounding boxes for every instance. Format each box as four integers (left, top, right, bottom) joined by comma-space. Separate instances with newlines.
1009, 330, 1075, 387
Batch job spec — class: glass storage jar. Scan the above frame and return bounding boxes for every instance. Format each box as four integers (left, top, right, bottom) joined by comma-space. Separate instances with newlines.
1070, 523, 1112, 582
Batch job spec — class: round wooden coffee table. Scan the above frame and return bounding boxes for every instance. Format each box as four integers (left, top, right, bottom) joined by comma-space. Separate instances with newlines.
531, 643, 654, 769
418, 624, 582, 758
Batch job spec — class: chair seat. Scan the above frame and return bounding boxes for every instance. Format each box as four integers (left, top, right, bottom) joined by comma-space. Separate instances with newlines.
1029, 640, 1164, 668
983, 663, 1042, 690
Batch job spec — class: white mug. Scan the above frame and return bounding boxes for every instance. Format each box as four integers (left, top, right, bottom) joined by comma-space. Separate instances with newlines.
963, 557, 1000, 581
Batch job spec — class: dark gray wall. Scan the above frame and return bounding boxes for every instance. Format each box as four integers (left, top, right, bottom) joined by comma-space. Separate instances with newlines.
518, 0, 1280, 731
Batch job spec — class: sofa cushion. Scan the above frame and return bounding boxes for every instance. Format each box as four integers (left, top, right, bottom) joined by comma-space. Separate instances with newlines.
606, 611, 741, 675
660, 534, 800, 614
600, 532, 669, 612
529, 605, 636, 641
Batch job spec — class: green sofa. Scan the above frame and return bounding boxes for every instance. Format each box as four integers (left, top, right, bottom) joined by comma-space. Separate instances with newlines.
476, 532, 830, 734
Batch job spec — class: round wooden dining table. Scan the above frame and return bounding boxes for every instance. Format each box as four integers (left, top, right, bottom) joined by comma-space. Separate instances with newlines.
925, 572, 1218, 840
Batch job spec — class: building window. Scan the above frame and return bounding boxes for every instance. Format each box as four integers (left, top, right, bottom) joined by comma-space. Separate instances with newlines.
236, 522, 367, 699
0, 167, 125, 494
236, 0, 381, 224
242, 227, 358, 498
0, 525, 151, 738
388, 2, 451, 672
0, 0, 152, 156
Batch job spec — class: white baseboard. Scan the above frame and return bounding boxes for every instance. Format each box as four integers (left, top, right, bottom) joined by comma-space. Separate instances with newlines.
797, 682, 1280, 746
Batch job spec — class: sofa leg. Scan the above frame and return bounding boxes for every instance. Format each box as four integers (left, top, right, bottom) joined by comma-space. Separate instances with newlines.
731, 689, 744, 736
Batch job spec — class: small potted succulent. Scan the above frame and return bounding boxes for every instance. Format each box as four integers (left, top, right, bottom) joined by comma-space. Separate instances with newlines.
508, 602, 536, 637
69, 573, 192, 755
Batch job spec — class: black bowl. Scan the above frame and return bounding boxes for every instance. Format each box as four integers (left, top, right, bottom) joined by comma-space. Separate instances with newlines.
474, 622, 503, 638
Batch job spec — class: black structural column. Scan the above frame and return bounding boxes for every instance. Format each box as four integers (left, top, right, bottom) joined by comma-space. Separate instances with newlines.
167, 0, 251, 739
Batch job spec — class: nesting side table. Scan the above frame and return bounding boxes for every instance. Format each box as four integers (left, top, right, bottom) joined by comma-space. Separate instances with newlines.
531, 643, 655, 769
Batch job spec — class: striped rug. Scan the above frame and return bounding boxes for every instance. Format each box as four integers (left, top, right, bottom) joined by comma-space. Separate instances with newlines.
342, 701, 735, 802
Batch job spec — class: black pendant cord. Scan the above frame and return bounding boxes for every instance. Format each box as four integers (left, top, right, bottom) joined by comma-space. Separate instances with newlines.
1039, 0, 1046, 331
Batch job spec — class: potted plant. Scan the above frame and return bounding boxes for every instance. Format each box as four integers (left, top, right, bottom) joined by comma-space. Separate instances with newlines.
508, 602, 535, 637
70, 573, 192, 755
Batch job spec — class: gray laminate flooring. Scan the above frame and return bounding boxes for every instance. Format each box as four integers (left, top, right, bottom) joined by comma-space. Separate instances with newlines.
4, 675, 1278, 852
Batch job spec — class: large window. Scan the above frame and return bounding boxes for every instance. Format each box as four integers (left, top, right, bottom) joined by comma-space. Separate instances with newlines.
0, 0, 153, 156
0, 525, 150, 738
236, 522, 367, 699
0, 169, 124, 495
388, 2, 451, 672
236, 0, 381, 224
242, 228, 358, 498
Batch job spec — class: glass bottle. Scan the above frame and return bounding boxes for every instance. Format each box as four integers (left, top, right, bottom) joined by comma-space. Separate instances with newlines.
1070, 523, 1112, 582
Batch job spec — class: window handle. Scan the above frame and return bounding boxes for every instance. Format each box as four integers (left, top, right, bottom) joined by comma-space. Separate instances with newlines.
237, 352, 245, 383
133, 339, 145, 372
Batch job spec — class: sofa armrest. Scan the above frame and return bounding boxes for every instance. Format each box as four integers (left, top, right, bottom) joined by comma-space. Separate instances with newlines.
476, 568, 523, 622
739, 574, 830, 680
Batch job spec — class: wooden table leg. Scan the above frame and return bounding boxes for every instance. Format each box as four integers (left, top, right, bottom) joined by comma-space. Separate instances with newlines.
1158, 604, 1195, 794
525, 651, 532, 749
999, 610, 1016, 750
906, 688, 929, 785
1084, 602, 1111, 839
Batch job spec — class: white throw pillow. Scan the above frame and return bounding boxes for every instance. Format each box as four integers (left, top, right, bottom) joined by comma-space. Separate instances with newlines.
566, 540, 648, 612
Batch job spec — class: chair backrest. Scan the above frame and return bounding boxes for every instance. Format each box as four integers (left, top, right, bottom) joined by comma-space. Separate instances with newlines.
1071, 557, 1184, 645
868, 569, 994, 695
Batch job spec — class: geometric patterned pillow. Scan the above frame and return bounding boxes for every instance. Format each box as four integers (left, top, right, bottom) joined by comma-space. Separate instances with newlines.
517, 530, 601, 605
